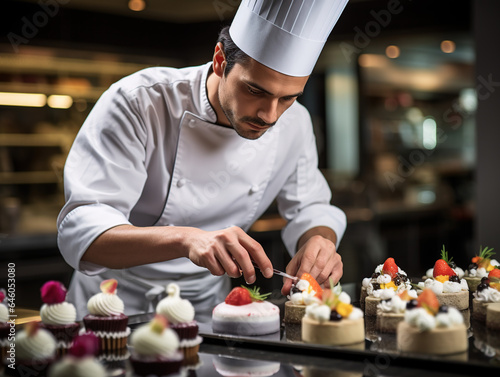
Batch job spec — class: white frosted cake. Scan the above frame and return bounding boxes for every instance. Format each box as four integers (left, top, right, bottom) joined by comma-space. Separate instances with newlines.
212, 286, 280, 336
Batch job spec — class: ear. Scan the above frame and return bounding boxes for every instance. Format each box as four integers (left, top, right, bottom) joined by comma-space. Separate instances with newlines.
212, 42, 227, 78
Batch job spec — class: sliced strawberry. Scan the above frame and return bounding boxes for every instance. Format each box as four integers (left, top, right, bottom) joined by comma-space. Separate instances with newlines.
381, 257, 399, 279
417, 289, 439, 315
433, 259, 456, 278
300, 273, 323, 298
225, 287, 252, 306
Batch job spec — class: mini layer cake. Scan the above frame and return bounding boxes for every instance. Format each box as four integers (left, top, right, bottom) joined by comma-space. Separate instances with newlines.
465, 246, 499, 292
363, 258, 412, 317
376, 289, 417, 333
284, 273, 322, 342
487, 302, 500, 330
418, 246, 469, 310
472, 268, 500, 321
302, 283, 364, 346
212, 286, 280, 336
397, 289, 468, 355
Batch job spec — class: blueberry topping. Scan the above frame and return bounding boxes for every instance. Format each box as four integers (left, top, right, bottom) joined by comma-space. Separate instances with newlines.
449, 275, 460, 283
291, 286, 301, 295
449, 261, 457, 269
372, 272, 380, 279
406, 300, 418, 310
438, 305, 449, 313
477, 282, 489, 291
372, 283, 381, 290
481, 276, 490, 284
393, 276, 402, 286
329, 310, 342, 321
468, 263, 478, 271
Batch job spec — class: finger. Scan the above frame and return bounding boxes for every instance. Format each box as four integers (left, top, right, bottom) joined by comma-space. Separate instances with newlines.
239, 231, 273, 279
281, 278, 295, 296
282, 258, 300, 295
295, 248, 319, 279
203, 252, 226, 276
214, 245, 242, 279
225, 241, 256, 283
330, 255, 343, 285
317, 255, 336, 287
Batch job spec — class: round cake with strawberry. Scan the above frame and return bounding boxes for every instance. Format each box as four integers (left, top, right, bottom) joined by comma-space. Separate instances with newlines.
397, 289, 468, 355
212, 286, 280, 336
418, 246, 469, 310
302, 283, 364, 346
362, 257, 412, 316
465, 246, 499, 292
285, 273, 323, 325
472, 267, 500, 321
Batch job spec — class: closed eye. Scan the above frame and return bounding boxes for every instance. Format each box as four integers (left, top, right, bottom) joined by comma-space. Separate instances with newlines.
248, 86, 263, 95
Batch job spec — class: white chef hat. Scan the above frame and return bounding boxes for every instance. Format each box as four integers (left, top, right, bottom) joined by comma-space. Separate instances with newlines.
229, 0, 349, 77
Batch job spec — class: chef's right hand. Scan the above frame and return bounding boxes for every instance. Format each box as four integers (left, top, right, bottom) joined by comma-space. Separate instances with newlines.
183, 226, 273, 284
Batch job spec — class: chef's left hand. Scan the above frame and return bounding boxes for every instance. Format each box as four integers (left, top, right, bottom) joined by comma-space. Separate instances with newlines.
281, 233, 342, 296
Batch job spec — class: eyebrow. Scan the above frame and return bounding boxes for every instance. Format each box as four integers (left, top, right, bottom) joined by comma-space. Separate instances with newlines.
245, 80, 303, 98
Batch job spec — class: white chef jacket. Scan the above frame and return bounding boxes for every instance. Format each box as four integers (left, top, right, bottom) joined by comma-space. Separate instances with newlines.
57, 62, 346, 322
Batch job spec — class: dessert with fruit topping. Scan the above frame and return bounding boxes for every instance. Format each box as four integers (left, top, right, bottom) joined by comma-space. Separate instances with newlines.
9, 322, 57, 376
376, 289, 418, 333
362, 258, 412, 316
48, 333, 106, 377
465, 246, 499, 292
417, 246, 469, 310
284, 273, 322, 324
129, 314, 184, 377
302, 283, 364, 346
39, 281, 80, 354
212, 286, 280, 336
156, 283, 202, 364
472, 267, 500, 321
82, 279, 130, 351
397, 289, 468, 355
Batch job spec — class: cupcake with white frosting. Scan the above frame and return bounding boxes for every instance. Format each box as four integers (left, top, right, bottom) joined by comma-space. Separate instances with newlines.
130, 314, 184, 376
48, 333, 106, 377
156, 283, 202, 364
39, 281, 80, 354
9, 322, 57, 376
83, 279, 130, 352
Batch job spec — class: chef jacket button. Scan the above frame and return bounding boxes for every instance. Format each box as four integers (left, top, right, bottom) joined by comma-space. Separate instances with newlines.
177, 178, 186, 187
249, 185, 259, 194
188, 119, 196, 128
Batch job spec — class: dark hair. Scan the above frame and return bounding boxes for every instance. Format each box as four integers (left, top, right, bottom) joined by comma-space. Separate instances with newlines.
217, 26, 250, 75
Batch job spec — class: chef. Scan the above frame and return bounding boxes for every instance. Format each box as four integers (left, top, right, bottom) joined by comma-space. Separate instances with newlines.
57, 0, 350, 322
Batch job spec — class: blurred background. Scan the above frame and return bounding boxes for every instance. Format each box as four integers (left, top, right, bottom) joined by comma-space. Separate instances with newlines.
0, 0, 499, 308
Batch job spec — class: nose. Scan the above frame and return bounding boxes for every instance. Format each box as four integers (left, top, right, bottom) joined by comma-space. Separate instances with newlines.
257, 99, 279, 125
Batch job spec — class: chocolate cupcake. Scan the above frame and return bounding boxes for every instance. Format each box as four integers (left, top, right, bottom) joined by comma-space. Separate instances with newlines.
156, 283, 202, 365
129, 315, 184, 376
6, 322, 57, 377
39, 281, 80, 355
83, 279, 129, 351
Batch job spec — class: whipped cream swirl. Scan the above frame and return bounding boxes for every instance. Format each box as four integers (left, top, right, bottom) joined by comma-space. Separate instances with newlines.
16, 328, 56, 360
131, 323, 179, 357
404, 307, 463, 331
87, 293, 124, 316
41, 302, 76, 325
420, 278, 468, 294
156, 283, 195, 324
288, 280, 320, 305
473, 287, 500, 303
49, 356, 107, 377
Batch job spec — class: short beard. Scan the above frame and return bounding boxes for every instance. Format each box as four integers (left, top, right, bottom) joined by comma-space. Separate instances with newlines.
217, 92, 275, 140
